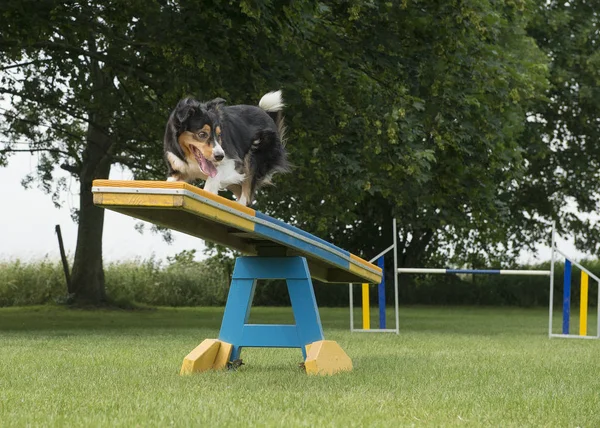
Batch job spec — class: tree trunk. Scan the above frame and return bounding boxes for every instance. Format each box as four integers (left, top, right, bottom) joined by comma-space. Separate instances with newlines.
69, 121, 112, 304
69, 38, 114, 305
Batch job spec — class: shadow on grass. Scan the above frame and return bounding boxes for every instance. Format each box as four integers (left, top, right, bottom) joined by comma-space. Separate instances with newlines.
0, 305, 323, 333
0, 305, 563, 339
0, 305, 226, 332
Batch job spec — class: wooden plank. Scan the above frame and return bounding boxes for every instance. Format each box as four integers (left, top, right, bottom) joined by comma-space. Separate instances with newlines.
93, 179, 256, 216
92, 180, 383, 284
182, 197, 254, 232
109, 207, 256, 255
94, 192, 183, 209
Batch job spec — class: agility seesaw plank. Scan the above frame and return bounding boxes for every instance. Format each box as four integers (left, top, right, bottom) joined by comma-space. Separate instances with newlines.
91, 180, 381, 284
92, 179, 381, 375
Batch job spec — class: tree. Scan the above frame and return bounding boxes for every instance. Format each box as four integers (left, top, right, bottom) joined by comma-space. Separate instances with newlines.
0, 0, 317, 303
516, 0, 600, 254
259, 0, 549, 268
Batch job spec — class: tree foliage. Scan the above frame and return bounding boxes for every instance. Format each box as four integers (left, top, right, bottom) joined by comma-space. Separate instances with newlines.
518, 0, 600, 253
260, 0, 549, 267
0, 0, 317, 303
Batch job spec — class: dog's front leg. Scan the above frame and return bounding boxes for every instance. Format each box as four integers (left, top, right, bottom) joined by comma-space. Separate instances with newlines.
203, 177, 221, 194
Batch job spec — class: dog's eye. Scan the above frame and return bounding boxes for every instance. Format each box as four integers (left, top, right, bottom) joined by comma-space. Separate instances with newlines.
197, 131, 208, 139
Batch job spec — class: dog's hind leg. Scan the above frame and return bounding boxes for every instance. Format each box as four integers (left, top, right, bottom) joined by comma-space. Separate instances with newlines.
227, 184, 243, 202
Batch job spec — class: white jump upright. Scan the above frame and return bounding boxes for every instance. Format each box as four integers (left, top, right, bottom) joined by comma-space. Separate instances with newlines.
349, 218, 400, 334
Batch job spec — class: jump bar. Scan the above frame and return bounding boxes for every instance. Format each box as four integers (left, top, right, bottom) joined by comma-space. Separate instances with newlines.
398, 268, 551, 276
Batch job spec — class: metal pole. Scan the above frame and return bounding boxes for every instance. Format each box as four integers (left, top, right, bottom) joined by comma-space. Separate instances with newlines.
549, 221, 556, 338
393, 217, 399, 334
55, 224, 72, 294
349, 283, 354, 332
597, 281, 600, 339
555, 248, 600, 282
397, 268, 550, 275
369, 244, 395, 263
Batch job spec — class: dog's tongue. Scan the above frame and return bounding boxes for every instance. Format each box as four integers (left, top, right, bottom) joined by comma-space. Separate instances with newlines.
199, 155, 218, 178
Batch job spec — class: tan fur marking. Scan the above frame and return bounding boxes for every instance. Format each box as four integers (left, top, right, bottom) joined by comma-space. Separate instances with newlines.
199, 145, 213, 160
178, 129, 214, 161
227, 184, 242, 200
177, 132, 194, 157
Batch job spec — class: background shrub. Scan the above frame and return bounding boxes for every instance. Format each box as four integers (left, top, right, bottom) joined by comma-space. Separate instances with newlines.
0, 254, 598, 308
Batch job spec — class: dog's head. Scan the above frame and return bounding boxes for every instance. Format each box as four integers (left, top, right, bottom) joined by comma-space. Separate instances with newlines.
163, 97, 226, 181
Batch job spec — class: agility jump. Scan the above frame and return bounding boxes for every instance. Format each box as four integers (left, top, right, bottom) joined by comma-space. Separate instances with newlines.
92, 179, 382, 375
351, 221, 599, 339
548, 224, 600, 339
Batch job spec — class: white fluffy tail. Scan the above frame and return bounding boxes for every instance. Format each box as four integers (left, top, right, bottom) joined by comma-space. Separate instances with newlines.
259, 90, 285, 112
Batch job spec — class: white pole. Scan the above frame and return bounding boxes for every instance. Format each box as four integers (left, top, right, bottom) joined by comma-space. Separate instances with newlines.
597, 280, 600, 339
349, 283, 354, 332
369, 244, 395, 264
393, 217, 399, 334
397, 268, 447, 274
555, 248, 600, 282
397, 268, 550, 275
549, 221, 556, 338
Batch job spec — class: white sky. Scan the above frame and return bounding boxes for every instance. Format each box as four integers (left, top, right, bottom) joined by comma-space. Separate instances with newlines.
0, 152, 206, 262
0, 152, 592, 265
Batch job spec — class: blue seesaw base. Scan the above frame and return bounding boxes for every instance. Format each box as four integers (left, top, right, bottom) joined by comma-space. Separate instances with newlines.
218, 256, 325, 360
179, 255, 353, 375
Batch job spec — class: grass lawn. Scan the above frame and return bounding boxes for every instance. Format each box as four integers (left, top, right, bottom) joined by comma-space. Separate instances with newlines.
1, 305, 599, 427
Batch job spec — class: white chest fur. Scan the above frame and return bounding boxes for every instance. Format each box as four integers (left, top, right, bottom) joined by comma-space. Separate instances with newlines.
203, 157, 245, 193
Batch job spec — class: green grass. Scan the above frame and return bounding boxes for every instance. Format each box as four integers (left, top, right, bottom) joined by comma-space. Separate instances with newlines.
1, 306, 600, 427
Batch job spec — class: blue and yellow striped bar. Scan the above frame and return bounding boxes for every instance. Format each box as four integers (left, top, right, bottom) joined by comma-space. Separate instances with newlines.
92, 180, 382, 285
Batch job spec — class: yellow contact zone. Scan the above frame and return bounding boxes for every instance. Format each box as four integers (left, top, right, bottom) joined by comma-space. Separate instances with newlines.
92, 179, 256, 216
350, 253, 383, 273
93, 192, 255, 233
183, 197, 255, 233
93, 193, 182, 208
349, 262, 382, 284
580, 272, 589, 336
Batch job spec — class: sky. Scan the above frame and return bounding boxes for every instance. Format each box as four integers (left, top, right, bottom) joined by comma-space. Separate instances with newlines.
0, 152, 592, 265
0, 152, 206, 262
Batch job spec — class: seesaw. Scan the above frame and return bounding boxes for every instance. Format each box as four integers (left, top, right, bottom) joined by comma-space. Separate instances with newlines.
92, 180, 382, 375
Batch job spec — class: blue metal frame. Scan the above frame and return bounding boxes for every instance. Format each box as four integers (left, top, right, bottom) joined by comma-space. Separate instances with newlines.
218, 256, 325, 360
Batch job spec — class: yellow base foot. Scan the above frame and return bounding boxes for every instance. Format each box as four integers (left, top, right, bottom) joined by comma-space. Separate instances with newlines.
180, 339, 233, 375
304, 340, 352, 375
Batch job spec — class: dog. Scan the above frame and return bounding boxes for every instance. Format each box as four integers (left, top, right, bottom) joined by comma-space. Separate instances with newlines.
163, 90, 289, 206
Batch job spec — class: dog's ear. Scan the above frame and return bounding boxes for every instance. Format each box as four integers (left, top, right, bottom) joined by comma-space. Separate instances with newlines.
174, 97, 197, 124
206, 97, 226, 110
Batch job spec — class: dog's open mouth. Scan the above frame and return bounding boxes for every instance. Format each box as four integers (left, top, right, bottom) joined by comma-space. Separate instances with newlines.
190, 145, 217, 178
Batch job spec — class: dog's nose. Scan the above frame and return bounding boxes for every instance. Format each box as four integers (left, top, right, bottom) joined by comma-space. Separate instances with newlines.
214, 153, 224, 162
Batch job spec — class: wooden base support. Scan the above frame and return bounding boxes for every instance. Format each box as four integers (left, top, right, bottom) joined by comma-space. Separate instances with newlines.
180, 339, 233, 374
304, 340, 353, 375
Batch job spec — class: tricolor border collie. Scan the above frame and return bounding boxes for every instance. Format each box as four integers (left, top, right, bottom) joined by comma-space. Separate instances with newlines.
163, 90, 289, 206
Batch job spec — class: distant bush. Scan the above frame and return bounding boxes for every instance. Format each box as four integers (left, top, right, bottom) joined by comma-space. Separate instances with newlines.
0, 255, 598, 308
0, 259, 65, 306
105, 254, 230, 307
0, 252, 231, 307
